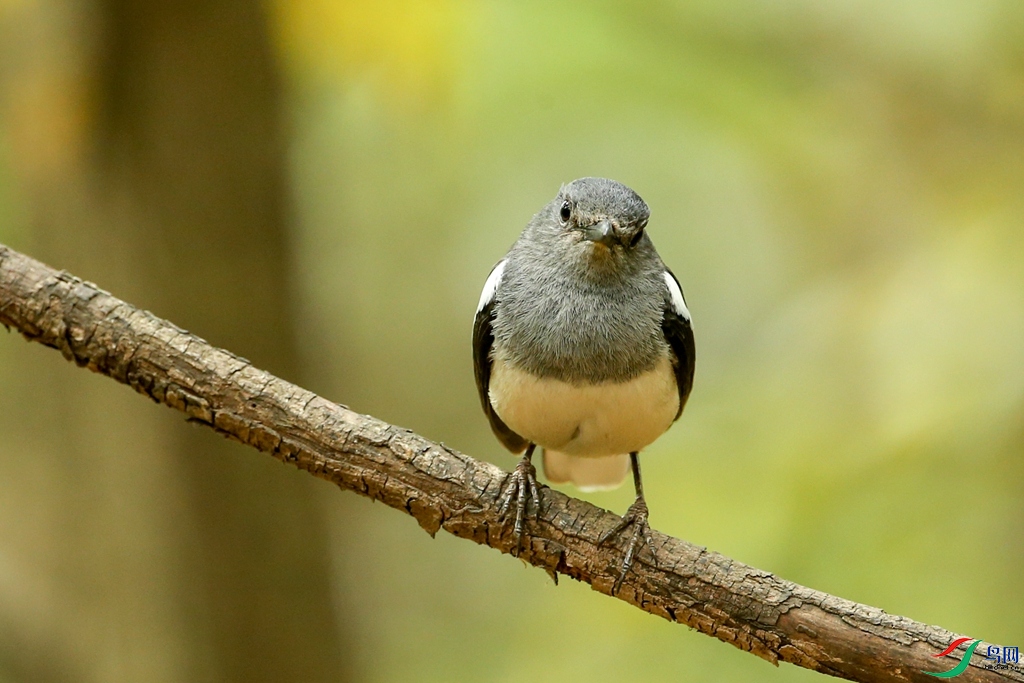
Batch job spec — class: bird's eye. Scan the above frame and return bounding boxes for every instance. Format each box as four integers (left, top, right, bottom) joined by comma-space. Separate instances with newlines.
559, 201, 572, 224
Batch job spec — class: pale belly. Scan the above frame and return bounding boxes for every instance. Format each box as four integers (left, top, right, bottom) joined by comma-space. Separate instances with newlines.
488, 355, 679, 458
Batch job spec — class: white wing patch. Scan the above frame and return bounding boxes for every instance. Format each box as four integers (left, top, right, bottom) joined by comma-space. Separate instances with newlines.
476, 259, 507, 313
663, 271, 691, 321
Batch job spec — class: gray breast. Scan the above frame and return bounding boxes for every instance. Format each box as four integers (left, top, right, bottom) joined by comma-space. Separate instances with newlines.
491, 245, 668, 384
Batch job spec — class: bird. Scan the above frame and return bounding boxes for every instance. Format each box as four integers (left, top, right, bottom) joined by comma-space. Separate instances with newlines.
472, 177, 695, 592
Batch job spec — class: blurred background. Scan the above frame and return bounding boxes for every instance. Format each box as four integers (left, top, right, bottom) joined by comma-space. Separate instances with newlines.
0, 0, 1022, 681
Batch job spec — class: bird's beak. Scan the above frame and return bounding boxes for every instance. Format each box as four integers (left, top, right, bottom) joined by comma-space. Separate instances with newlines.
581, 220, 619, 247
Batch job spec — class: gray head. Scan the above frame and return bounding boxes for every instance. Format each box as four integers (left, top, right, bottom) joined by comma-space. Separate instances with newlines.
513, 177, 658, 284
547, 177, 650, 250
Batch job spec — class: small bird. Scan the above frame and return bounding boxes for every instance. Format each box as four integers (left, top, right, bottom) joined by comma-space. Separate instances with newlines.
473, 177, 695, 591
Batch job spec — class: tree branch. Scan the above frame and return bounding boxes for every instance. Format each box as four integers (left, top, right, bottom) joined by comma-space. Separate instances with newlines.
0, 242, 1018, 683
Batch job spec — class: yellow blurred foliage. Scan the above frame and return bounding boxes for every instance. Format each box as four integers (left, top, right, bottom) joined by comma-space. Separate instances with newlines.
0, 0, 28, 18
271, 0, 469, 99
6, 73, 90, 181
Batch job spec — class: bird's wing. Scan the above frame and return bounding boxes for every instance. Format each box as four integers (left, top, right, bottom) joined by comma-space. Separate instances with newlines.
473, 260, 529, 453
662, 269, 696, 420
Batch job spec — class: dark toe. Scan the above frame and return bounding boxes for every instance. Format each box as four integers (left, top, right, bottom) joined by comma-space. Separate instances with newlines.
602, 497, 653, 594
497, 456, 542, 555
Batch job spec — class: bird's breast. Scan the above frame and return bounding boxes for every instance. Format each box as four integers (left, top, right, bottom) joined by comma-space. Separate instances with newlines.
491, 282, 667, 383
488, 353, 678, 457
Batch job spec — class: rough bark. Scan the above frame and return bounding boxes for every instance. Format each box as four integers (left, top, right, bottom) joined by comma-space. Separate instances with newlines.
0, 242, 1020, 683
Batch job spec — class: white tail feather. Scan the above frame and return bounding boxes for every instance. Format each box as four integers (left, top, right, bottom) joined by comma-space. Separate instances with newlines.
542, 450, 630, 492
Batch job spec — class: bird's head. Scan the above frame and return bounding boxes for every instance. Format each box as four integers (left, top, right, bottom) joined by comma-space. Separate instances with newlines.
551, 177, 650, 254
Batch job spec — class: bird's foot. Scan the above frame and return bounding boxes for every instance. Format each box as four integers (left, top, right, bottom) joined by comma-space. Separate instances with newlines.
599, 495, 655, 594
497, 453, 541, 556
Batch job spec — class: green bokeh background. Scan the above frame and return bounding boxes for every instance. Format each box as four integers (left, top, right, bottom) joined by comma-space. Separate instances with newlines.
1, 1, 1022, 681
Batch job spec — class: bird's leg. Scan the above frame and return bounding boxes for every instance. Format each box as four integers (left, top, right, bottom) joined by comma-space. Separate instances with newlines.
599, 452, 656, 594
496, 443, 541, 556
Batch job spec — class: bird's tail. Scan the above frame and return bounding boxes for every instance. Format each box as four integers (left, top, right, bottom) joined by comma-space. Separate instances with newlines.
542, 450, 630, 492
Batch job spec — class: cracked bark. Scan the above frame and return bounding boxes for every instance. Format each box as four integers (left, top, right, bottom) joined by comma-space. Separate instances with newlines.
0, 242, 1019, 683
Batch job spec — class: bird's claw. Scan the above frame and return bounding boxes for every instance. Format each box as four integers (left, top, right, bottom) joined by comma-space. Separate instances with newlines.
497, 455, 541, 556
599, 496, 655, 594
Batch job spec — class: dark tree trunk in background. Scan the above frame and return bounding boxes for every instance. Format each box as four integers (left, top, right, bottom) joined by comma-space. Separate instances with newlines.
92, 0, 347, 680
5, 0, 349, 681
